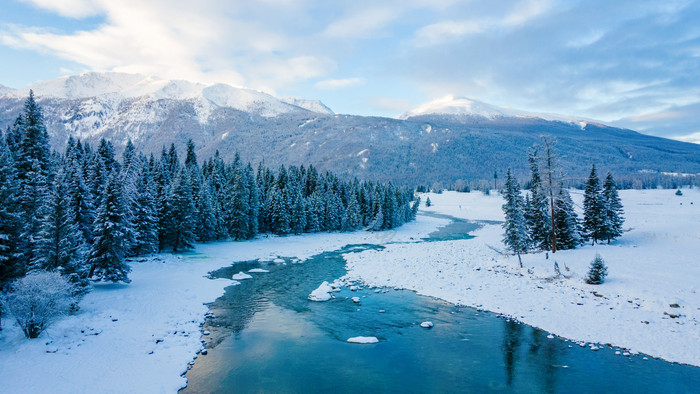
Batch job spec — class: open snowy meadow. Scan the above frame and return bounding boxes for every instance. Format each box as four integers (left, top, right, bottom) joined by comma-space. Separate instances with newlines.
0, 188, 698, 392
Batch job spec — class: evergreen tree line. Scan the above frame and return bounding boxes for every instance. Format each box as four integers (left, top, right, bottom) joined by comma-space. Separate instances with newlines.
502, 140, 624, 265
0, 92, 418, 290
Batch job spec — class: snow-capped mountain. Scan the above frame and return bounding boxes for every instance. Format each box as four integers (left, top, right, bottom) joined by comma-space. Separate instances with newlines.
283, 97, 334, 115
401, 95, 600, 128
1, 72, 699, 184
2, 72, 332, 118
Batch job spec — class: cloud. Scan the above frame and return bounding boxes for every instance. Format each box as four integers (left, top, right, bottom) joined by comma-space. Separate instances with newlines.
322, 7, 396, 39
369, 96, 413, 114
414, 20, 487, 46
612, 101, 700, 142
314, 77, 365, 90
19, 0, 103, 18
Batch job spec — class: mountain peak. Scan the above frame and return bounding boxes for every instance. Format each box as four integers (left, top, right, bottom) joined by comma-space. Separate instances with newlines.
3, 71, 333, 117
401, 94, 601, 127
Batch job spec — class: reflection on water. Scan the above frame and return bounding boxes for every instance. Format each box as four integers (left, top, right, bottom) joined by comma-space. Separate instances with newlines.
181, 222, 700, 393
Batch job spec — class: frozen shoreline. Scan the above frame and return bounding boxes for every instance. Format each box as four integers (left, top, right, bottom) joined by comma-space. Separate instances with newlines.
344, 189, 700, 367
0, 213, 447, 393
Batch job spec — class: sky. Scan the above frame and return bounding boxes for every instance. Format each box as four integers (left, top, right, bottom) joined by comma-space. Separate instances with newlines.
0, 0, 699, 143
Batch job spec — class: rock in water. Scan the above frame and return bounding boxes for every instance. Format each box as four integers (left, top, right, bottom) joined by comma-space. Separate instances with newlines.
420, 321, 434, 328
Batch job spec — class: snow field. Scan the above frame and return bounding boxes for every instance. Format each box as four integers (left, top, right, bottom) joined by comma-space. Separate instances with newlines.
344, 189, 700, 366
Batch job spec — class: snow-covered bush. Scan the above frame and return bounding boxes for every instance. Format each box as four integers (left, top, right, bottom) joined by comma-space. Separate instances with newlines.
675, 189, 683, 196
2, 271, 75, 338
585, 254, 608, 285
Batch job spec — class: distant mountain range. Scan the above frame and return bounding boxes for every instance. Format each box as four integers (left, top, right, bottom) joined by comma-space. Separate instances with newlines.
1, 72, 699, 185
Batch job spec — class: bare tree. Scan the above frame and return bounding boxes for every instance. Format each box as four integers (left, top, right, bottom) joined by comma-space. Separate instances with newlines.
2, 271, 75, 338
539, 136, 561, 254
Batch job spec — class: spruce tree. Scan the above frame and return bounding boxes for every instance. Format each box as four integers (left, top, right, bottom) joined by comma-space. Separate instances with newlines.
15, 91, 52, 181
601, 172, 624, 243
585, 254, 608, 285
525, 149, 551, 250
341, 192, 362, 232
88, 172, 131, 283
583, 165, 606, 244
0, 131, 23, 283
502, 169, 528, 267
195, 181, 217, 242
131, 162, 159, 255
552, 187, 581, 250
165, 169, 196, 251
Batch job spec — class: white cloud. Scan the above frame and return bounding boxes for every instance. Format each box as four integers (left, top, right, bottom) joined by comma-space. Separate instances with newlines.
414, 20, 487, 46
19, 0, 103, 18
502, 0, 552, 27
323, 7, 396, 39
314, 77, 365, 90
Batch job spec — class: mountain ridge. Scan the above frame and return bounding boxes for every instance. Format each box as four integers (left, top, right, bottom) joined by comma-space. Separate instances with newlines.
1, 72, 699, 185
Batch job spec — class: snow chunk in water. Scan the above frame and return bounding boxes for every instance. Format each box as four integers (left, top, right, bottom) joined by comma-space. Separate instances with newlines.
309, 281, 333, 301
248, 268, 269, 273
420, 321, 434, 328
232, 272, 253, 280
347, 336, 379, 344
352, 297, 361, 303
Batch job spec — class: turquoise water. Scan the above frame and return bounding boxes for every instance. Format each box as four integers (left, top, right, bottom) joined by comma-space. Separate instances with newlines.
181, 220, 700, 393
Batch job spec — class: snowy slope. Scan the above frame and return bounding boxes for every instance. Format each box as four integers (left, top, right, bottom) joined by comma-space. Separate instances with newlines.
0, 84, 12, 96
283, 97, 334, 115
401, 94, 601, 127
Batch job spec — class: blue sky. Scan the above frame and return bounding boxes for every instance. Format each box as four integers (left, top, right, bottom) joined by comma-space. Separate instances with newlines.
1, 0, 699, 143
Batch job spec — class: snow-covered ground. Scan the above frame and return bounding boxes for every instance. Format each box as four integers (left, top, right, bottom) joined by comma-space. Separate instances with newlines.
0, 214, 447, 393
344, 189, 700, 367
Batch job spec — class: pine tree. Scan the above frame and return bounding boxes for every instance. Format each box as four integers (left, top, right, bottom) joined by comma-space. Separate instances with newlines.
165, 169, 196, 251
0, 131, 23, 283
32, 168, 89, 292
425, 197, 432, 207
502, 169, 528, 267
88, 172, 131, 283
583, 165, 606, 244
269, 185, 291, 235
195, 181, 217, 242
341, 192, 362, 232
585, 254, 608, 285
552, 187, 581, 250
63, 155, 96, 252
15, 91, 52, 181
131, 162, 159, 255
525, 149, 551, 251
601, 172, 624, 243
20, 160, 50, 267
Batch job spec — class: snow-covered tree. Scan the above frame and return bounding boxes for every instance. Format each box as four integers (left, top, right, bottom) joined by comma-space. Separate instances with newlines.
88, 172, 131, 283
341, 192, 362, 232
552, 186, 581, 250
525, 149, 551, 251
585, 254, 608, 285
601, 172, 624, 243
583, 165, 606, 244
164, 168, 196, 251
2, 270, 75, 338
131, 162, 159, 255
502, 169, 528, 267
32, 168, 89, 291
